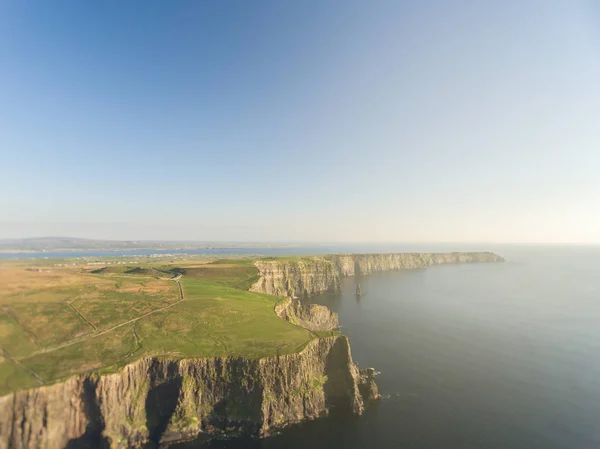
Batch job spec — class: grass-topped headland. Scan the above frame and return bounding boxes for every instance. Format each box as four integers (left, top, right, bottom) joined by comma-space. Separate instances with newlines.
0, 256, 312, 395
0, 251, 504, 396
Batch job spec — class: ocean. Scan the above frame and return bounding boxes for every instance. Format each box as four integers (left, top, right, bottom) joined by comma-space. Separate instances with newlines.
170, 244, 600, 449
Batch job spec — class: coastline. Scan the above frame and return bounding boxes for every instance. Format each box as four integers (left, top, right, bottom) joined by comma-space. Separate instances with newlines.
0, 251, 503, 448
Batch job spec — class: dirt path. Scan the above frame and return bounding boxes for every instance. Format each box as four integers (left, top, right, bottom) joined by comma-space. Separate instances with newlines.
19, 278, 185, 360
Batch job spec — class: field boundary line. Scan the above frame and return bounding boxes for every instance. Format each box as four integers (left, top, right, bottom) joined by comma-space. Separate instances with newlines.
1, 348, 44, 385
68, 302, 98, 332
19, 279, 185, 360
2, 305, 41, 348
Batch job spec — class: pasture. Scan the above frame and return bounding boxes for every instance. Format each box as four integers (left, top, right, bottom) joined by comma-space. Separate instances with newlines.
0, 257, 312, 395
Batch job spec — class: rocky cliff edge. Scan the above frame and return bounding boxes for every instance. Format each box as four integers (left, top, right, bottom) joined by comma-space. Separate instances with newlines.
251, 252, 504, 297
275, 297, 339, 332
0, 335, 378, 449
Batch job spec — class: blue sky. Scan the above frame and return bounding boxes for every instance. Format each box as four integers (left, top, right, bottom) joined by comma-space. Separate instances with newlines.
1, 1, 599, 243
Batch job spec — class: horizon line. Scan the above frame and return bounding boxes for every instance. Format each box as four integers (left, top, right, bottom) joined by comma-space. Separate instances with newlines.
1, 236, 599, 247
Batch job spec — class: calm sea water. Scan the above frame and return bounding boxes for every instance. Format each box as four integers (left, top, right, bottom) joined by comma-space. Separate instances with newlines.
171, 245, 600, 449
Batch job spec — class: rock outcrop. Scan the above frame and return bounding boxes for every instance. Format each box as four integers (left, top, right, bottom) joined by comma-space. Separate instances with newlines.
251, 252, 504, 297
252, 258, 340, 297
357, 368, 379, 403
275, 297, 339, 332
3, 251, 505, 448
0, 336, 378, 449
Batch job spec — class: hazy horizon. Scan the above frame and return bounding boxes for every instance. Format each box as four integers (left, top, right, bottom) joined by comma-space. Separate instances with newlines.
1, 232, 598, 247
2, 1, 599, 244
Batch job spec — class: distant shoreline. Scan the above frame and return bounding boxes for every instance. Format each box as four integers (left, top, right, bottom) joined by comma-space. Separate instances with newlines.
0, 247, 295, 253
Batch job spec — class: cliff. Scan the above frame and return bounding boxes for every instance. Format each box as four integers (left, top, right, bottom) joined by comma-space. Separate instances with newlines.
1, 251, 505, 448
251, 252, 504, 297
275, 297, 339, 332
0, 336, 378, 449
251, 258, 341, 297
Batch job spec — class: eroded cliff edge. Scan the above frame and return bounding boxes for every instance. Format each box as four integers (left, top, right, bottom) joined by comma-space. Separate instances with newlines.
275, 297, 340, 332
0, 336, 378, 449
250, 252, 504, 297
0, 251, 504, 449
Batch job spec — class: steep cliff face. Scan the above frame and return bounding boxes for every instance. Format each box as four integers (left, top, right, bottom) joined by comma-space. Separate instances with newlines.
0, 336, 377, 449
252, 252, 504, 297
250, 258, 340, 298
275, 298, 339, 332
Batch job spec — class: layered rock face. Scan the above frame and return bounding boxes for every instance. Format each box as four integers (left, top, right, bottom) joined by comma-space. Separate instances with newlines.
275, 297, 339, 332
2, 251, 505, 448
251, 258, 341, 297
252, 252, 504, 297
0, 336, 377, 449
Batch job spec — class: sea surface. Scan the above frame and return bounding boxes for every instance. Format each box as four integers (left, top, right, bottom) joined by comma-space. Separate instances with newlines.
170, 245, 600, 449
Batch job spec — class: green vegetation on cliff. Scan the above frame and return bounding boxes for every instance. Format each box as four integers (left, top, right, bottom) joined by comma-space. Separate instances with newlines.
0, 251, 504, 448
0, 251, 503, 396
0, 258, 312, 395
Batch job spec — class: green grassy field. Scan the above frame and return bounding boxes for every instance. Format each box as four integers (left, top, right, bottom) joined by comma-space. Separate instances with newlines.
0, 258, 313, 395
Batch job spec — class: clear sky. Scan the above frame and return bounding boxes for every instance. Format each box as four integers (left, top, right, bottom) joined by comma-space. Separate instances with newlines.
1, 1, 599, 243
